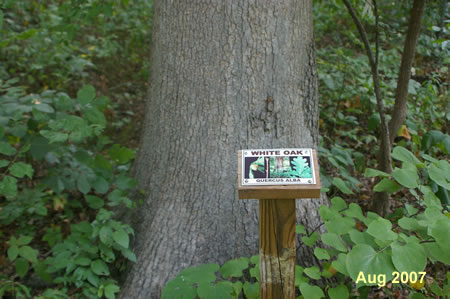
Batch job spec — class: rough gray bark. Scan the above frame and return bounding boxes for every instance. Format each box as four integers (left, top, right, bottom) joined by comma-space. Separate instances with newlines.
120, 1, 325, 298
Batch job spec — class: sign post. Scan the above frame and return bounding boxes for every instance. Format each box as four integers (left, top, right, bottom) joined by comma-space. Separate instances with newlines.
238, 149, 321, 299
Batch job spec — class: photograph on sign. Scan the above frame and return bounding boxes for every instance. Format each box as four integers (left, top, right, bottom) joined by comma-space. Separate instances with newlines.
242, 149, 316, 185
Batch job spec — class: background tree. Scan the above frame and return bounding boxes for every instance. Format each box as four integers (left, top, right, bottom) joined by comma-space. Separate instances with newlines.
119, 1, 326, 298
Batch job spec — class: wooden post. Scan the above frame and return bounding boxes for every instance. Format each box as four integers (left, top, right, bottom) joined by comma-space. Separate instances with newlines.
238, 149, 320, 299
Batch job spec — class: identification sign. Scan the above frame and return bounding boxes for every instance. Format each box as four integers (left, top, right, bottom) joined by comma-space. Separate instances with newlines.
241, 148, 316, 186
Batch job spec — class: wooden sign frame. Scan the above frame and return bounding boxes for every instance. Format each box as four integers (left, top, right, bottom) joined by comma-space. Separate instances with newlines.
238, 149, 321, 199
237, 148, 321, 299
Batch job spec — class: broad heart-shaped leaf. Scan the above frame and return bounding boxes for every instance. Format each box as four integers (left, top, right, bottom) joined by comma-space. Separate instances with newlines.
299, 282, 325, 299
373, 179, 402, 194
424, 242, 450, 264
243, 282, 259, 299
364, 168, 390, 178
430, 218, 450, 251
398, 217, 425, 232
91, 259, 110, 276
197, 281, 234, 299
391, 241, 426, 273
179, 264, 219, 284
392, 146, 421, 165
162, 276, 197, 299
302, 231, 319, 247
85, 195, 104, 209
304, 266, 321, 279
314, 247, 330, 260
325, 214, 355, 235
331, 253, 349, 276
321, 232, 347, 252
77, 84, 96, 105
219, 257, 248, 278
112, 229, 129, 248
332, 177, 353, 194
428, 161, 450, 190
328, 285, 349, 299
330, 196, 347, 211
349, 230, 377, 247
393, 168, 419, 189
367, 218, 397, 241
296, 224, 306, 234
344, 203, 365, 221
346, 244, 395, 284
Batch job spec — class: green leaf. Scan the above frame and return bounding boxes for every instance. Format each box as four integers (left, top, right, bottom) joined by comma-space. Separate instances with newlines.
108, 144, 135, 164
77, 176, 91, 194
84, 108, 107, 126
430, 218, 450, 250
17, 236, 33, 246
40, 130, 68, 143
9, 162, 34, 178
19, 246, 38, 263
392, 168, 419, 189
34, 103, 54, 113
296, 224, 306, 234
15, 257, 29, 278
75, 256, 92, 266
99, 226, 113, 244
7, 245, 19, 261
398, 217, 424, 231
424, 242, 450, 264
197, 281, 234, 299
332, 177, 353, 194
391, 241, 426, 273
85, 195, 104, 209
314, 247, 330, 260
0, 141, 16, 155
373, 178, 401, 194
77, 85, 96, 105
112, 229, 129, 248
428, 161, 450, 190
349, 230, 377, 247
0, 159, 9, 168
331, 253, 348, 276
328, 285, 349, 299
304, 266, 321, 280
321, 232, 347, 252
29, 136, 53, 160
243, 282, 259, 299
93, 177, 109, 194
178, 264, 219, 284
367, 218, 397, 241
0, 175, 18, 198
219, 257, 249, 278
121, 248, 137, 262
364, 168, 390, 178
343, 203, 365, 221
346, 244, 395, 285
104, 284, 120, 299
162, 277, 197, 299
325, 214, 354, 235
302, 232, 319, 247
392, 146, 421, 165
330, 196, 347, 211
91, 259, 110, 276
299, 283, 325, 299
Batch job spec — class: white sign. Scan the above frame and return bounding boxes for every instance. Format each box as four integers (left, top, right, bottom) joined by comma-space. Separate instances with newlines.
241, 148, 316, 186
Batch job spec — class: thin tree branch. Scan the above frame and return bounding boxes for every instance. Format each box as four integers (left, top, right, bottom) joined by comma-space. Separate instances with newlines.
388, 0, 426, 144
372, 0, 379, 67
342, 0, 391, 171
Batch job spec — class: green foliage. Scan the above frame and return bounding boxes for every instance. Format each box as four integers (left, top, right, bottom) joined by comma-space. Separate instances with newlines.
163, 146, 450, 298
0, 82, 137, 297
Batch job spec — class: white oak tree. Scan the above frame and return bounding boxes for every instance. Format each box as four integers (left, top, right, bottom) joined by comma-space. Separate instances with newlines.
120, 1, 325, 298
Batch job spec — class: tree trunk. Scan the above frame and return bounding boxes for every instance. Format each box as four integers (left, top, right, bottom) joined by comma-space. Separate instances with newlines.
120, 1, 325, 298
